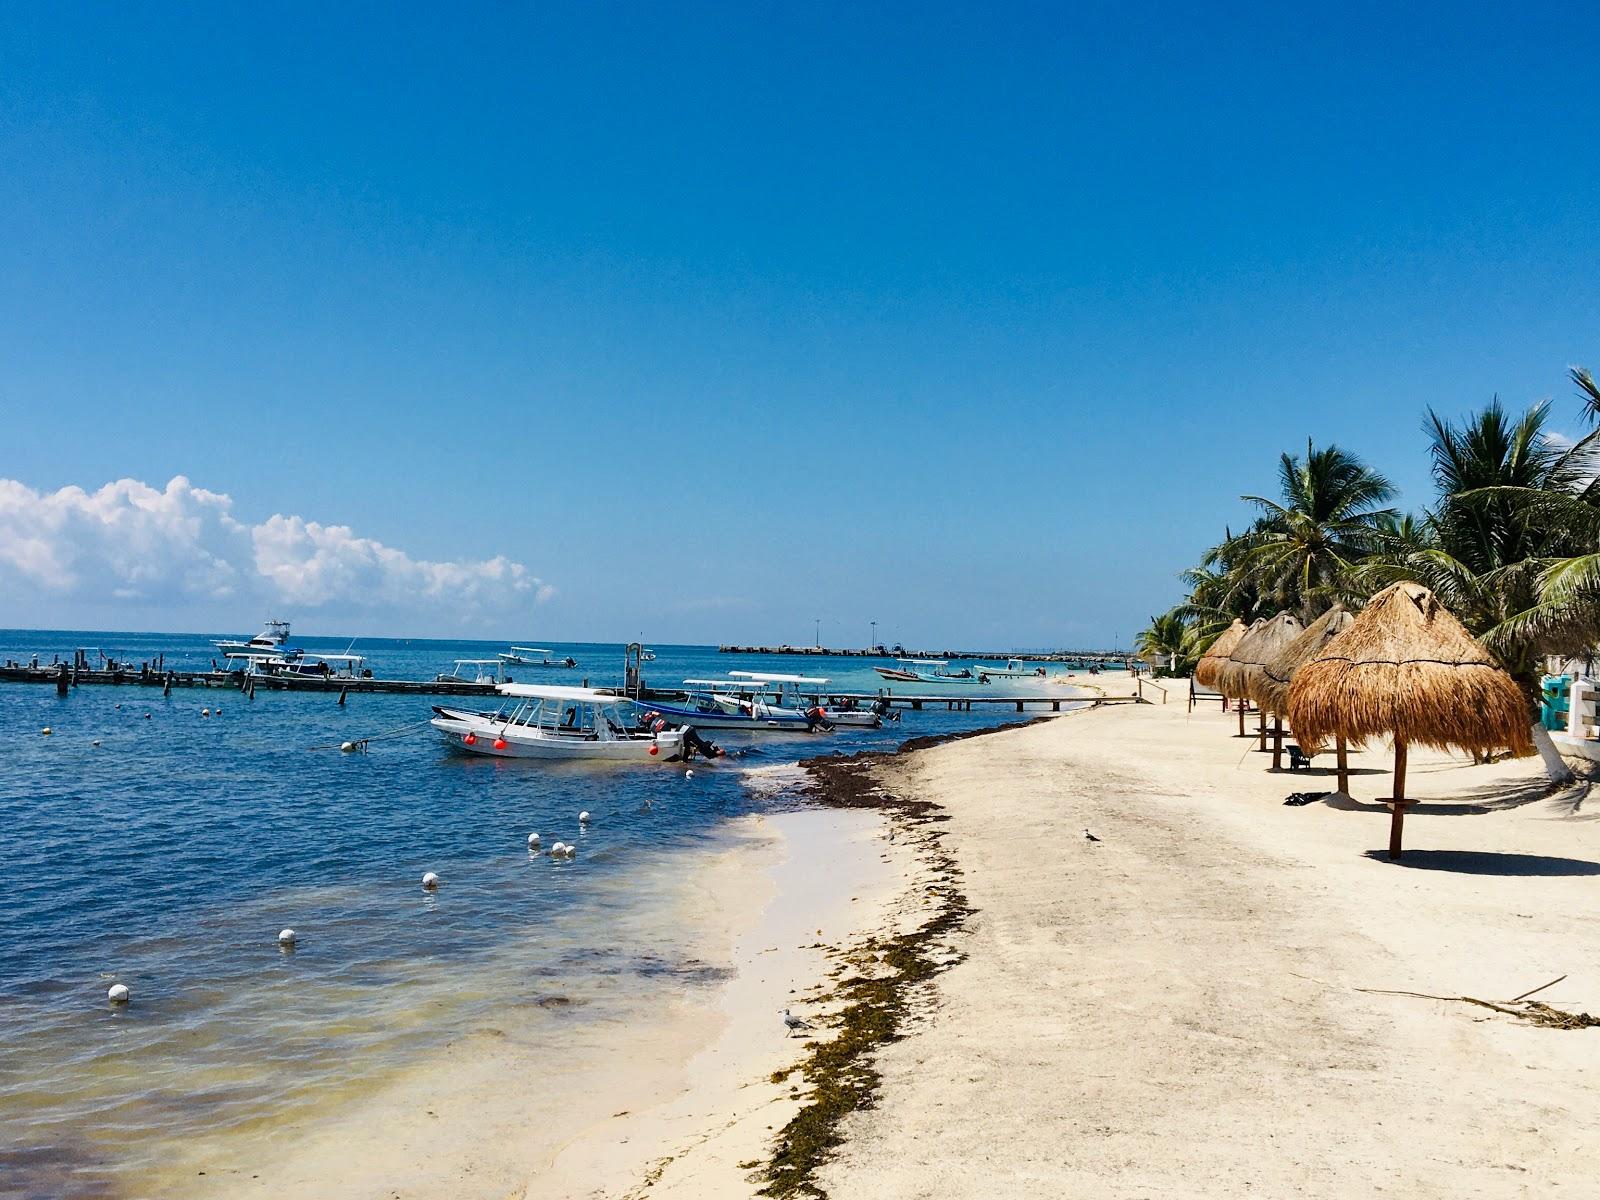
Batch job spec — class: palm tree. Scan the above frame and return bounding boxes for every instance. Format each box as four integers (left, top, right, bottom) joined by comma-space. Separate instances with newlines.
1374, 398, 1600, 781
1135, 609, 1196, 675
1223, 441, 1397, 620
1572, 366, 1600, 427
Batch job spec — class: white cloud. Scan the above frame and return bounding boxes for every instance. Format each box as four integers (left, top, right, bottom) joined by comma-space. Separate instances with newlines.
0, 475, 546, 616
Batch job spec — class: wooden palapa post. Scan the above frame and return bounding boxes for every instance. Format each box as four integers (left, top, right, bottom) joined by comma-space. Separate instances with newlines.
1271, 715, 1284, 770
1387, 739, 1410, 860
1335, 737, 1350, 795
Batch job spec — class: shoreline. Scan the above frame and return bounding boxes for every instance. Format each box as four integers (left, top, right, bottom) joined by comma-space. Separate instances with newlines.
124, 800, 917, 1199
811, 688, 1600, 1198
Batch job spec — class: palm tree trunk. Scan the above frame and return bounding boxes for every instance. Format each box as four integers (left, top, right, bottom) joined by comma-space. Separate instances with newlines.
1530, 722, 1575, 784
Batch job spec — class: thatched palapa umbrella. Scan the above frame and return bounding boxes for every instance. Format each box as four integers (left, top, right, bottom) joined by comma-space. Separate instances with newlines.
1194, 619, 1247, 690
1218, 613, 1301, 750
1257, 604, 1355, 790
1195, 618, 1256, 735
1286, 581, 1532, 860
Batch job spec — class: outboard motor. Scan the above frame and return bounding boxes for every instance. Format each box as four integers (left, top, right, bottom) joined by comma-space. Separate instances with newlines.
803, 706, 835, 733
678, 724, 723, 761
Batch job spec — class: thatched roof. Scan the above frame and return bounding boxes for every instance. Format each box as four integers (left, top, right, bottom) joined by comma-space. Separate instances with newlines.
1253, 605, 1354, 714
1194, 619, 1249, 689
1286, 581, 1532, 755
1214, 612, 1303, 703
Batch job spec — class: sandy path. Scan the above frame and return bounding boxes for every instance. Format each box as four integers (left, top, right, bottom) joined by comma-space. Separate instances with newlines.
821, 697, 1600, 1198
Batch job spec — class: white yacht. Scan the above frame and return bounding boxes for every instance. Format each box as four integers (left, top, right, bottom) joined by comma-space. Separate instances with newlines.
215, 620, 293, 659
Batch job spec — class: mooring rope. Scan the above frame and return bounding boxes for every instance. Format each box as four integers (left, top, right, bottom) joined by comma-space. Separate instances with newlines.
307, 718, 435, 752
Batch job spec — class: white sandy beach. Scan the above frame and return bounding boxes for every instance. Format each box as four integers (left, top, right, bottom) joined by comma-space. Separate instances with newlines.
820, 687, 1600, 1198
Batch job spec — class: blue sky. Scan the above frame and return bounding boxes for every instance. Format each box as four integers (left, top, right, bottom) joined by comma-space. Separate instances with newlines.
2, 3, 1598, 647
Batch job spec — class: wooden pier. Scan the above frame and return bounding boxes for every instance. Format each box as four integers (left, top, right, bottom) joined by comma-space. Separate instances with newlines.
1, 666, 1134, 712
718, 644, 1134, 667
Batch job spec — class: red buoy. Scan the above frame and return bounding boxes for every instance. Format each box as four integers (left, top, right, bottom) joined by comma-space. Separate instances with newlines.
464, 733, 478, 746
648, 744, 660, 756
492, 737, 508, 750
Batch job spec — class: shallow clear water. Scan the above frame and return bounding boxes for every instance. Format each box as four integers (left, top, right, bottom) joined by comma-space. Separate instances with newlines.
0, 629, 1076, 1198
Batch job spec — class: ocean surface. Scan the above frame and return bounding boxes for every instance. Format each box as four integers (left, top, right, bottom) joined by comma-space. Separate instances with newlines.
0, 630, 1095, 1198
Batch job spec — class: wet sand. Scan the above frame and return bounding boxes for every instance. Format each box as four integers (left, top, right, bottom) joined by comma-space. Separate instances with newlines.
126, 806, 906, 1199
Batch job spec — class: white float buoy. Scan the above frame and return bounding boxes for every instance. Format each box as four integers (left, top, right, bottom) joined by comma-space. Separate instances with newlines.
422, 871, 440, 890
578, 811, 591, 824
527, 832, 541, 848
42, 727, 52, 736
685, 769, 694, 779
278, 928, 297, 947
108, 983, 130, 1004
340, 741, 357, 753
201, 708, 210, 717
92, 739, 101, 747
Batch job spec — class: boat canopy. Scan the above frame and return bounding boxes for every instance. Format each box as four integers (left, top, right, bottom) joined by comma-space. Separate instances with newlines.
497, 684, 632, 703
299, 653, 366, 663
729, 671, 831, 685
509, 646, 552, 654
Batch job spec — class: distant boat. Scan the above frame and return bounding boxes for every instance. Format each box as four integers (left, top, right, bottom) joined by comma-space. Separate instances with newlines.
976, 659, 1046, 679
435, 658, 507, 685
275, 653, 370, 681
873, 659, 982, 685
645, 671, 885, 732
498, 646, 577, 669
431, 684, 701, 761
216, 620, 293, 659
727, 671, 885, 728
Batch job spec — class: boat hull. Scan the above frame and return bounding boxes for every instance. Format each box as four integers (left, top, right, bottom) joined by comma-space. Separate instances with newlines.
430, 710, 684, 761
821, 709, 883, 728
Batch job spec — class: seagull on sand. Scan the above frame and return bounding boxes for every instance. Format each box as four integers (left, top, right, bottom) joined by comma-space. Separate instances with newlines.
1083, 828, 1101, 843
782, 1008, 815, 1037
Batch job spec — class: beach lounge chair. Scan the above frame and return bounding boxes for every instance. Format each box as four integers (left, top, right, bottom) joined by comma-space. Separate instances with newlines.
1287, 744, 1313, 771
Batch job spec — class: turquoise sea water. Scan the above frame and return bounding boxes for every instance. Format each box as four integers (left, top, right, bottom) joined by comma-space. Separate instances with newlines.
0, 630, 1081, 1198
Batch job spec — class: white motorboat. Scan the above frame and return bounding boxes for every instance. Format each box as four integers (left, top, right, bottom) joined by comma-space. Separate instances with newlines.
216, 619, 293, 659
645, 678, 828, 733
726, 671, 887, 727
975, 659, 1046, 679
872, 659, 982, 685
432, 684, 713, 762
498, 646, 578, 668
435, 658, 507, 685
276, 653, 370, 680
